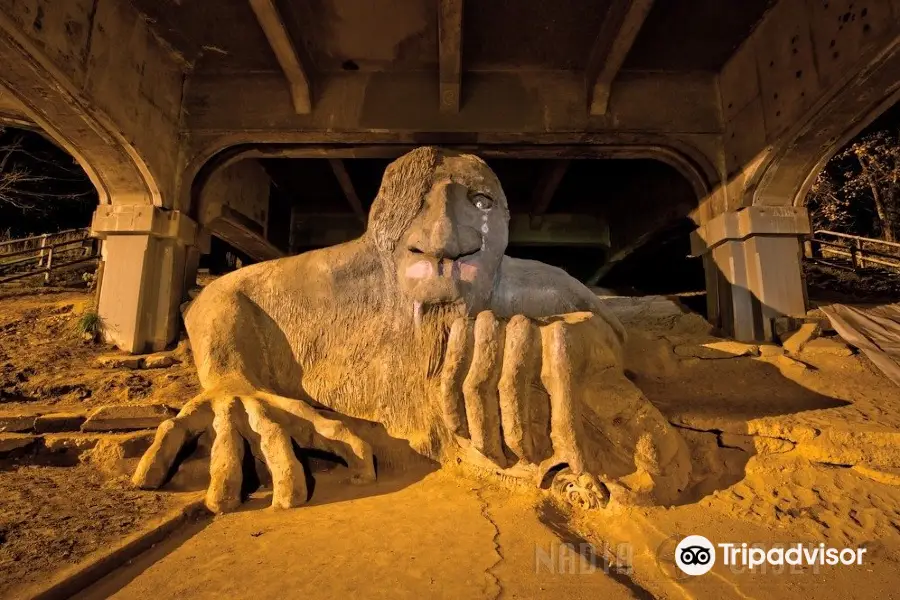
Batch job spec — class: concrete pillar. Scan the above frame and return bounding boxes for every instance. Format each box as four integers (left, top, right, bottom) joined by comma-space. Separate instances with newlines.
90, 205, 200, 353
690, 206, 811, 342
183, 230, 211, 297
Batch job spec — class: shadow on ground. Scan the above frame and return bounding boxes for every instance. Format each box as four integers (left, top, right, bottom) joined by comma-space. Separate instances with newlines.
626, 320, 854, 504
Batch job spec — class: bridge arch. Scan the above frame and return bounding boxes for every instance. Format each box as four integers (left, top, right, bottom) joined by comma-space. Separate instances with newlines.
0, 2, 199, 354
0, 27, 164, 207
182, 133, 719, 219
179, 136, 719, 277
746, 30, 900, 210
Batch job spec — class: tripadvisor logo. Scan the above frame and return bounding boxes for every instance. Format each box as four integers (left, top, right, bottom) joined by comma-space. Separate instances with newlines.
661, 535, 868, 577
674, 535, 716, 576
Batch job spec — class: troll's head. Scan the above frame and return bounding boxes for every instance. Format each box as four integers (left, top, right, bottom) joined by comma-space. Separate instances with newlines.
367, 147, 510, 315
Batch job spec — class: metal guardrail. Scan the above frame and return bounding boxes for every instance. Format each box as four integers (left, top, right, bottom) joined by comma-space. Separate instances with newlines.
0, 228, 99, 284
806, 230, 900, 272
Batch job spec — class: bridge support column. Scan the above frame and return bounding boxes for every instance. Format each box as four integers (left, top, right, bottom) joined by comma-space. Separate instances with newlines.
691, 206, 811, 342
91, 205, 200, 353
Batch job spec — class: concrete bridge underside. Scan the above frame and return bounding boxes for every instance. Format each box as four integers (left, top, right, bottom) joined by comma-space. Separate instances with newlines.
1, 0, 899, 351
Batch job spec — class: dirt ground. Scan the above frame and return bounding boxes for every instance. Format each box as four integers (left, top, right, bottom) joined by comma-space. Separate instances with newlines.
3, 282, 900, 599
0, 286, 200, 412
0, 284, 201, 599
805, 261, 900, 303
0, 464, 180, 598
607, 295, 900, 563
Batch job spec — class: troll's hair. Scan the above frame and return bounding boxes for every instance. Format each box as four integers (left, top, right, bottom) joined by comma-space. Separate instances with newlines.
367, 147, 441, 252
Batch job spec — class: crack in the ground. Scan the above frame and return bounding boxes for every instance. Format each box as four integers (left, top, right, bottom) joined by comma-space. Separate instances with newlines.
717, 439, 748, 451
668, 421, 800, 450
668, 422, 746, 451
668, 421, 726, 436
473, 487, 504, 600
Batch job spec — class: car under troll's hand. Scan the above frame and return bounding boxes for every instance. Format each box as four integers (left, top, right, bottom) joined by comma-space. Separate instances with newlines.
132, 146, 691, 513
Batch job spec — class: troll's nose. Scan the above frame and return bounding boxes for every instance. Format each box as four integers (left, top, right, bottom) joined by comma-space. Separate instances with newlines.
408, 186, 464, 259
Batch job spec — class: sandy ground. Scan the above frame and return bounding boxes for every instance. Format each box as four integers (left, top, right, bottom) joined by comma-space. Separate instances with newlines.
74, 465, 900, 600
3, 284, 900, 599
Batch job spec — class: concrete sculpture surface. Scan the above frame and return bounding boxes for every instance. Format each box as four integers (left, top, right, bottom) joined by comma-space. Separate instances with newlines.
133, 147, 691, 512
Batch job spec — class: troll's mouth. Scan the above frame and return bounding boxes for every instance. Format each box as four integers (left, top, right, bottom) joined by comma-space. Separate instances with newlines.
406, 245, 480, 261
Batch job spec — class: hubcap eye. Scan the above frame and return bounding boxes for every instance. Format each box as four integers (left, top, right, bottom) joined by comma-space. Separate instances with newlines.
470, 192, 494, 211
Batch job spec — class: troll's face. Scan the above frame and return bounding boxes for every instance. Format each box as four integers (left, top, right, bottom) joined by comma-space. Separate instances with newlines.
368, 148, 510, 315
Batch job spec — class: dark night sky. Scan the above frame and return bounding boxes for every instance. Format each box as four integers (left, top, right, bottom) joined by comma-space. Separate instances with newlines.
0, 127, 96, 238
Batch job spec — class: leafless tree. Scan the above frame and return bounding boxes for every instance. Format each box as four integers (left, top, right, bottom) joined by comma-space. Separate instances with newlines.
0, 127, 94, 212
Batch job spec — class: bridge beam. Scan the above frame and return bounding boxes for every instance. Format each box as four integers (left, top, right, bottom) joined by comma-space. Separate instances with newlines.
586, 0, 655, 115
438, 0, 464, 113
248, 0, 312, 114
329, 159, 368, 224
290, 212, 609, 250
197, 160, 284, 262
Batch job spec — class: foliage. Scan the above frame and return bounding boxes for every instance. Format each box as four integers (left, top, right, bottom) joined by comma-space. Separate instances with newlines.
75, 311, 103, 338
807, 128, 900, 241
82, 270, 97, 291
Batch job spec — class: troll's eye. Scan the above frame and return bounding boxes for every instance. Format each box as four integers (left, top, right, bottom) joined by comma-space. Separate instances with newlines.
470, 192, 494, 211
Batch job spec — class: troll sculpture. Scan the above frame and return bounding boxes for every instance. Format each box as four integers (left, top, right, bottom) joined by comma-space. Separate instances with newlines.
133, 147, 691, 512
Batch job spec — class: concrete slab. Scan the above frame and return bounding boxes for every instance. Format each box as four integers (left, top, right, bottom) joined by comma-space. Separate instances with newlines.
0, 433, 40, 454
34, 412, 87, 433
783, 322, 820, 354
0, 414, 37, 432
82, 404, 176, 432
76, 470, 640, 600
674, 340, 760, 359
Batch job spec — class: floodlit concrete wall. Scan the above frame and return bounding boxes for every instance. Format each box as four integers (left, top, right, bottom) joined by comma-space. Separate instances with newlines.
689, 0, 900, 339
184, 71, 721, 136
713, 0, 900, 220
180, 71, 725, 217
0, 0, 186, 207
199, 160, 271, 236
197, 159, 283, 262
